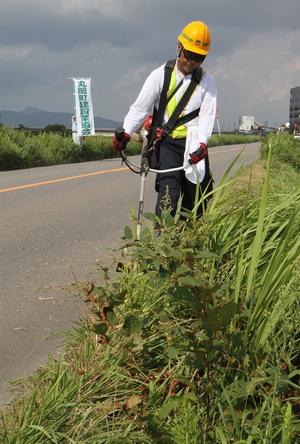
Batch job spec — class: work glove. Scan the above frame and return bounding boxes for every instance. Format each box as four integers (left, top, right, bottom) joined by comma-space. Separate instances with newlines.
112, 128, 131, 152
189, 143, 207, 164
143, 115, 153, 131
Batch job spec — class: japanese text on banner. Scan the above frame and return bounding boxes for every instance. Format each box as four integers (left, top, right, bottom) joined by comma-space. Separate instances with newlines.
72, 78, 95, 137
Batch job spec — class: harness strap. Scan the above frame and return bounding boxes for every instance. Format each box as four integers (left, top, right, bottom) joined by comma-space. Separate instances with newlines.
162, 65, 203, 135
143, 60, 203, 166
172, 107, 200, 130
167, 78, 184, 105
154, 59, 176, 128
152, 78, 184, 122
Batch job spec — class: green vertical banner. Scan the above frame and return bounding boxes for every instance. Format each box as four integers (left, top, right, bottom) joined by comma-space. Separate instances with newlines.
72, 78, 95, 137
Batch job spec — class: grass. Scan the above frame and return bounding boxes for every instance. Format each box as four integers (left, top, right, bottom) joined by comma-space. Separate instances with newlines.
0, 125, 261, 171
1, 133, 299, 443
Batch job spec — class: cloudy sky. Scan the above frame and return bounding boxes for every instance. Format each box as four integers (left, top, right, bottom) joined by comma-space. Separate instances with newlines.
1, 0, 299, 130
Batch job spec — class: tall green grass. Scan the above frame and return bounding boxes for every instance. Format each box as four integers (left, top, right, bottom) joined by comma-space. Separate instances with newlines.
0, 126, 260, 171
261, 132, 300, 170
1, 133, 299, 443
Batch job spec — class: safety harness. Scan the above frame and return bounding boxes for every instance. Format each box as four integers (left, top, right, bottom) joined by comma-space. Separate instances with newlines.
143, 59, 203, 166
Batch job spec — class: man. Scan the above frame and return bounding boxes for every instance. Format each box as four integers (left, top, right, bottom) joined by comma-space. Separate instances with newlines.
112, 21, 217, 219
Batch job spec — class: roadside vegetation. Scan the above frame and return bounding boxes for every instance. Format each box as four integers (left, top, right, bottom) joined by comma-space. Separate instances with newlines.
0, 125, 260, 171
1, 133, 299, 443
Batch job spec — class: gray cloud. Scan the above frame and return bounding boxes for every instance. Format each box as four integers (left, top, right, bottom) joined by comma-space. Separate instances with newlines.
2, 1, 298, 54
0, 11, 135, 50
0, 0, 300, 128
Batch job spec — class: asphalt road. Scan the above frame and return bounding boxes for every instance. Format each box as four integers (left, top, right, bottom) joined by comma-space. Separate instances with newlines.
0, 142, 260, 405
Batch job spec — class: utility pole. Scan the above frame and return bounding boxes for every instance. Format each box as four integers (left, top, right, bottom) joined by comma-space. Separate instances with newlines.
216, 107, 221, 135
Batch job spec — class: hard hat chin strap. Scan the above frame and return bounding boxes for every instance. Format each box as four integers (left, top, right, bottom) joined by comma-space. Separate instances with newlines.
177, 43, 183, 58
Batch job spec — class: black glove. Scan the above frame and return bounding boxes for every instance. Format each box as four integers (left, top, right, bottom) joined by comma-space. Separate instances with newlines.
189, 143, 207, 164
112, 128, 131, 152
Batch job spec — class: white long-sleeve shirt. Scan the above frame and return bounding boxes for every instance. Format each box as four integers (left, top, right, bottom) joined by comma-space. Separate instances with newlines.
123, 61, 217, 183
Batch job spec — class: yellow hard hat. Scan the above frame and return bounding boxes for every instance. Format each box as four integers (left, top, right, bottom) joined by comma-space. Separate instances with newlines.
178, 21, 211, 55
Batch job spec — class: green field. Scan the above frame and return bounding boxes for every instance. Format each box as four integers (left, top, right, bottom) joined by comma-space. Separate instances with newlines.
1, 133, 299, 443
0, 125, 260, 170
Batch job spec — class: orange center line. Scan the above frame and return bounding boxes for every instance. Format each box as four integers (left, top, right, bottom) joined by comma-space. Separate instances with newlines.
0, 146, 253, 194
0, 166, 129, 193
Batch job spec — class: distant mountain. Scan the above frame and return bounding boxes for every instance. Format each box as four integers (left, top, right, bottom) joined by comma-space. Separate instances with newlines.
0, 107, 121, 129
